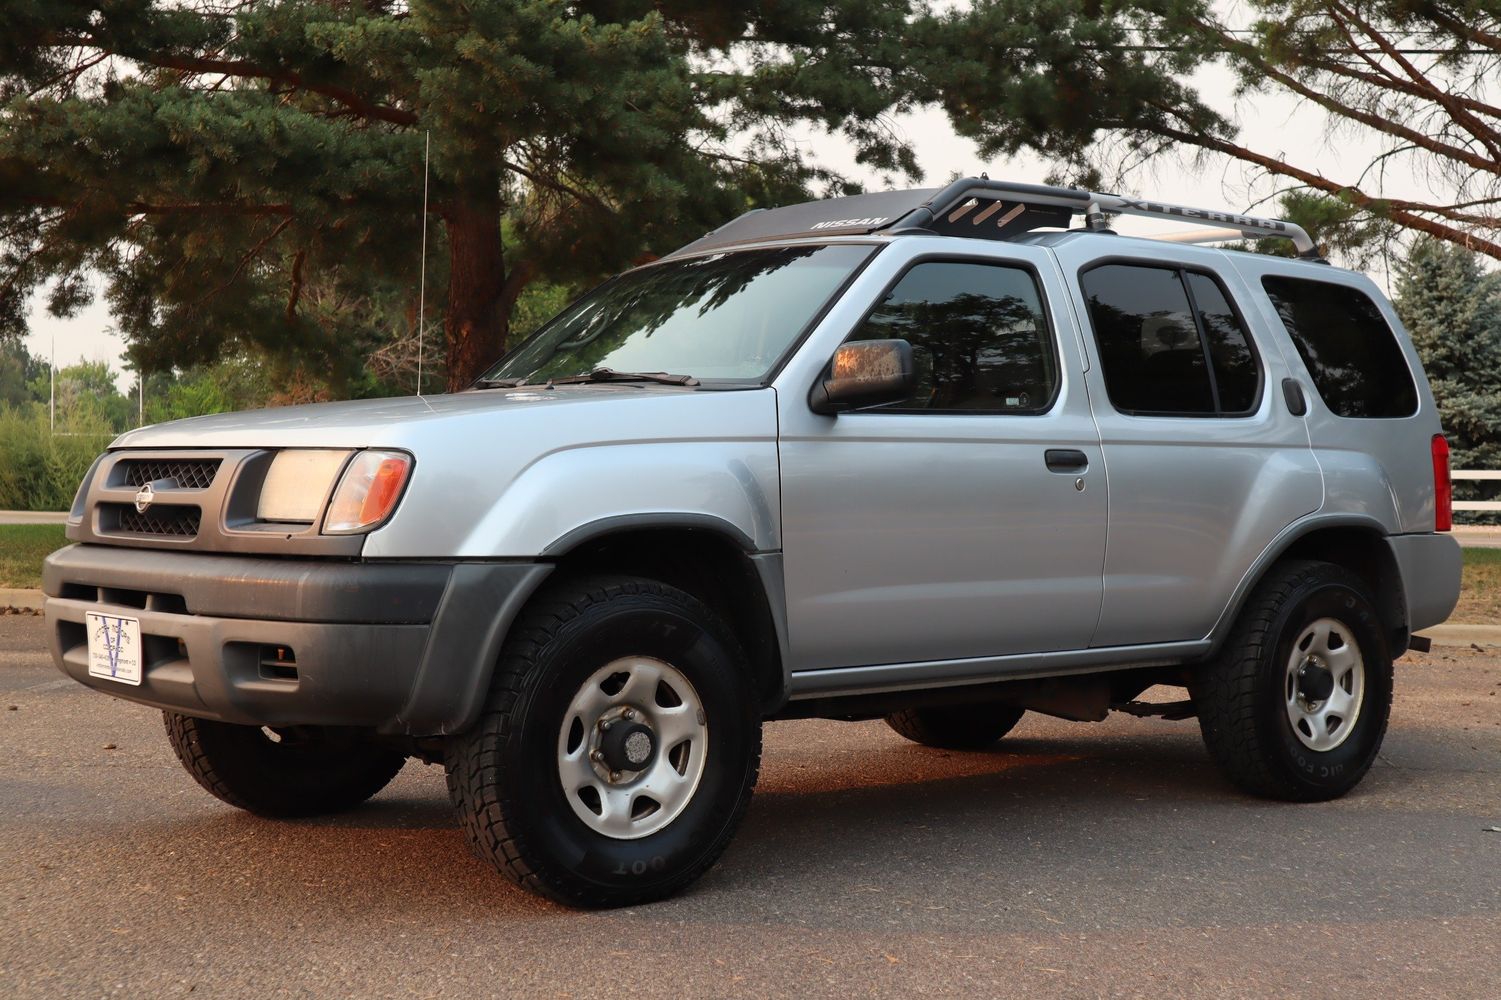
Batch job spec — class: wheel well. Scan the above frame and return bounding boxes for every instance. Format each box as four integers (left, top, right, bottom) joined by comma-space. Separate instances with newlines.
550, 527, 784, 712
1276, 526, 1408, 650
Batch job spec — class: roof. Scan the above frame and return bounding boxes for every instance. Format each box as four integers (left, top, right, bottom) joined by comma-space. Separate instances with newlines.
665, 189, 940, 258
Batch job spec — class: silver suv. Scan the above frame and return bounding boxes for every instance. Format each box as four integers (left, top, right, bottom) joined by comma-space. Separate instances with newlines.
44, 179, 1463, 907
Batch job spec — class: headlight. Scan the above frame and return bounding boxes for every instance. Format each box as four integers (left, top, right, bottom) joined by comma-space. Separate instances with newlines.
323, 450, 412, 534
69, 454, 106, 523
257, 450, 351, 522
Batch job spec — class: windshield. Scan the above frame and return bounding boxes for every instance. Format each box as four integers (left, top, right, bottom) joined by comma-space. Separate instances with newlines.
480, 244, 875, 384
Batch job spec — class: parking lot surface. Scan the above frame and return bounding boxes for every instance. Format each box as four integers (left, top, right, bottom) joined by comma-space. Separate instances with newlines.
2, 613, 1498, 999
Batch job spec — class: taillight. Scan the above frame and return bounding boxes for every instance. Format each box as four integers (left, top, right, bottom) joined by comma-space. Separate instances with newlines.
1431, 434, 1452, 532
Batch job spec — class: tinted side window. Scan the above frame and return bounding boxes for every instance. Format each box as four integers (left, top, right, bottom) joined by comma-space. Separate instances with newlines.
1261, 277, 1418, 418
848, 261, 1057, 413
1186, 272, 1259, 412
1082, 265, 1214, 414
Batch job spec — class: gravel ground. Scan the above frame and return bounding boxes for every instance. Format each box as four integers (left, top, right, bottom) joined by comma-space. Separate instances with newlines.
2, 614, 1498, 999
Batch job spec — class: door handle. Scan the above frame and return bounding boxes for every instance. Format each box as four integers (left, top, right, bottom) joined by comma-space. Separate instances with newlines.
1045, 449, 1089, 473
1281, 377, 1307, 417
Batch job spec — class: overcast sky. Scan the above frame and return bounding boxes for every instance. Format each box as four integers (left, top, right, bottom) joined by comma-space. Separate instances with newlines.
22, 29, 1434, 391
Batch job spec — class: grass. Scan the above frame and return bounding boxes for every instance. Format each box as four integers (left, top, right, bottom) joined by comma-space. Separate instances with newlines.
1454, 547, 1501, 626
0, 524, 68, 590
0, 524, 1498, 624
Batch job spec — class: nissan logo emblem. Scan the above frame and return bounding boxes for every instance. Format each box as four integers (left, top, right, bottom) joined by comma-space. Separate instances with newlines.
134, 483, 155, 513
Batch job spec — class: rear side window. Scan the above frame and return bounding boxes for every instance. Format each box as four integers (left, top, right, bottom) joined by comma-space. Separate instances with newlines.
1080, 264, 1261, 416
847, 260, 1057, 413
1261, 276, 1417, 418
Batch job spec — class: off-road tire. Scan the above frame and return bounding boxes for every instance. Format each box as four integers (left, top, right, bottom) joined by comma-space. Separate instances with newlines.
885, 703, 1026, 750
444, 575, 761, 908
163, 713, 406, 817
1192, 559, 1393, 802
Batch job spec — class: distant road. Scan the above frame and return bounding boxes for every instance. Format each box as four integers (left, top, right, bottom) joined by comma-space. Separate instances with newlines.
0, 511, 67, 525
1454, 526, 1501, 549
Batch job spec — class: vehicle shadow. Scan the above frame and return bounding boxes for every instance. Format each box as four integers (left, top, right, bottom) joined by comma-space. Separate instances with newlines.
77, 721, 1481, 927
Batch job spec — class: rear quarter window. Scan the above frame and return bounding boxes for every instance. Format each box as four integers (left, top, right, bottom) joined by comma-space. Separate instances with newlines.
1261, 276, 1417, 418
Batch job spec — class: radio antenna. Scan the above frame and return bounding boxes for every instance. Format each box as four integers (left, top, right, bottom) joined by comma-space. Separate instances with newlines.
416, 129, 431, 395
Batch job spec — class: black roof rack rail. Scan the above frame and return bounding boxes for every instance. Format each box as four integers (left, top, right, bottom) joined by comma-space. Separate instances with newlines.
663, 177, 1322, 260
891, 178, 1323, 259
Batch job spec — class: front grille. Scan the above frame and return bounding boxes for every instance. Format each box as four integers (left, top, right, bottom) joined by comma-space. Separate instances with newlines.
105, 503, 202, 538
119, 458, 221, 490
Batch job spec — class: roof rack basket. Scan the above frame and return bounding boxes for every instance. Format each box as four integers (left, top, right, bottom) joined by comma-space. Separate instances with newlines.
890, 178, 1323, 259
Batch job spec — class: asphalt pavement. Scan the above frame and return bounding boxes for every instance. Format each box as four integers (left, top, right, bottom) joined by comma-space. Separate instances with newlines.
2, 613, 1498, 999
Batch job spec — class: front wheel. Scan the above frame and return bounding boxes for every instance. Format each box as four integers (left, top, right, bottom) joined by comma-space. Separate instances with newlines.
445, 575, 761, 907
1192, 560, 1393, 801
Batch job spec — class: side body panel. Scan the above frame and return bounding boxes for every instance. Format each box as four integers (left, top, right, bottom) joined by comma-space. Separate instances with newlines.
1226, 254, 1445, 536
775, 238, 1108, 673
1053, 239, 1325, 647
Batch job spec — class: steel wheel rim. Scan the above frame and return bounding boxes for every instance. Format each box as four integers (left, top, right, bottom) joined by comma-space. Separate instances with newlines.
556, 656, 708, 840
1284, 617, 1365, 752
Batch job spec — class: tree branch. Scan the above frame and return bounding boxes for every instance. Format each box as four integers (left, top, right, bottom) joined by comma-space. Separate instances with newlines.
1193, 16, 1501, 177
1323, 0, 1501, 164
44, 34, 419, 127
1142, 111, 1501, 258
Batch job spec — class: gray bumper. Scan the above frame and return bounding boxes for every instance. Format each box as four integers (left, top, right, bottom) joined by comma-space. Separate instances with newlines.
43, 544, 551, 735
1388, 531, 1463, 633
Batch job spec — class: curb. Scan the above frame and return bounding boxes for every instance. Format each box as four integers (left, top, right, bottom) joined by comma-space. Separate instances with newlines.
1, 589, 44, 613
1422, 624, 1501, 648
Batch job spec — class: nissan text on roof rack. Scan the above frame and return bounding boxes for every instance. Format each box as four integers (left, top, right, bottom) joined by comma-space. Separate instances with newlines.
44, 179, 1462, 907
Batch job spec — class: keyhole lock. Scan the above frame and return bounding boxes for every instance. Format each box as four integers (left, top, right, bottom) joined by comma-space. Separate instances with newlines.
1074, 478, 1086, 492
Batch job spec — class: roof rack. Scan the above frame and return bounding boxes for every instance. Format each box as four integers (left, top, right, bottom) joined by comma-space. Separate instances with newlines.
664, 177, 1322, 260
891, 178, 1323, 259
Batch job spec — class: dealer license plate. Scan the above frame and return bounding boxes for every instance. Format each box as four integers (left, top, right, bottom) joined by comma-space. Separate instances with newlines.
85, 612, 144, 686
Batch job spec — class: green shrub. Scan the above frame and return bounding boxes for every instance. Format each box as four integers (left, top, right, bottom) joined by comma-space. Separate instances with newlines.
0, 404, 115, 511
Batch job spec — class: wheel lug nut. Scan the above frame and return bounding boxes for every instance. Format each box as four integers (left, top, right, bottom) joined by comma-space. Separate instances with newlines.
622, 708, 636, 721
610, 771, 622, 782
590, 749, 604, 763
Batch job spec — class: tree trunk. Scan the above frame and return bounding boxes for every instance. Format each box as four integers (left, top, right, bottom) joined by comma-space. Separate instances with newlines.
441, 186, 508, 393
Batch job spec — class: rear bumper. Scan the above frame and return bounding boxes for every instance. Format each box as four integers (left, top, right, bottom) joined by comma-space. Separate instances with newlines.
43, 544, 550, 735
1389, 531, 1463, 633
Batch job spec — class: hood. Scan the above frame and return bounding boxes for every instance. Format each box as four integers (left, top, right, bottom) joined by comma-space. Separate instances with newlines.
112, 384, 712, 450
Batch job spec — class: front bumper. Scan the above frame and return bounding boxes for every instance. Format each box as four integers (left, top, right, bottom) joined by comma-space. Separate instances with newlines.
43, 544, 550, 735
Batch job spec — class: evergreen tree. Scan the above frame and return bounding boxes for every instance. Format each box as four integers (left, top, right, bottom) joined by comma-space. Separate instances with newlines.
1395, 240, 1501, 507
921, 0, 1501, 260
1, 2, 924, 391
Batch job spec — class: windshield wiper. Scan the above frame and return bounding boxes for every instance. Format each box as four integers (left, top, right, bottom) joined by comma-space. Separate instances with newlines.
473, 377, 529, 389
545, 368, 700, 387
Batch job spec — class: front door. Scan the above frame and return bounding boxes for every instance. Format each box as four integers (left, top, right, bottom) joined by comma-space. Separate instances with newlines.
778, 244, 1107, 673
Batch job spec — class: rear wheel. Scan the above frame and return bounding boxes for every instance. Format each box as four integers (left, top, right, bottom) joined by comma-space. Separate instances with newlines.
885, 703, 1026, 750
163, 713, 406, 817
445, 575, 761, 908
1192, 560, 1393, 801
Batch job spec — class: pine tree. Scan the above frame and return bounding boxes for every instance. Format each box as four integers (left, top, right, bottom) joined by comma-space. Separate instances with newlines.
0, 2, 924, 390
1395, 240, 1501, 508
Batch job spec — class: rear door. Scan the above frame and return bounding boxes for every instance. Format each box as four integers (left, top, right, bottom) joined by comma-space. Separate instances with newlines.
777, 240, 1107, 672
1055, 243, 1324, 647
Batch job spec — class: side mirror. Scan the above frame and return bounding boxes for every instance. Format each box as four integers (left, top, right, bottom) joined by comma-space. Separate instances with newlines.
809, 339, 916, 415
